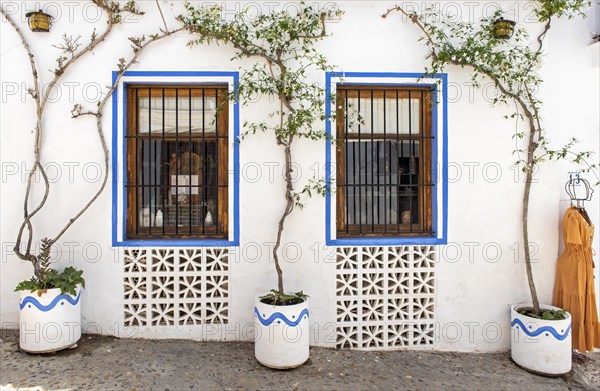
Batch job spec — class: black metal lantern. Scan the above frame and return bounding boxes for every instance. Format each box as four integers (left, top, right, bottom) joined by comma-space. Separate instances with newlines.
25, 10, 53, 32
493, 18, 515, 40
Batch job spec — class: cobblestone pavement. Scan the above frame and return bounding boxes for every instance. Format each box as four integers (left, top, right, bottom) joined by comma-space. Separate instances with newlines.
1, 330, 598, 391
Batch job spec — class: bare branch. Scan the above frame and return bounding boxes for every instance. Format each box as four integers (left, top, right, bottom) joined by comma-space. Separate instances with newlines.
382, 6, 439, 59
40, 2, 116, 113
524, 19, 552, 141
71, 111, 100, 119
50, 27, 185, 245
52, 34, 83, 58
155, 0, 169, 32
0, 6, 48, 263
2, 1, 180, 278
2, 0, 126, 264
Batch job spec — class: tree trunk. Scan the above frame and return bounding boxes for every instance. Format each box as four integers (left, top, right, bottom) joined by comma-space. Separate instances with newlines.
522, 127, 541, 314
272, 142, 295, 293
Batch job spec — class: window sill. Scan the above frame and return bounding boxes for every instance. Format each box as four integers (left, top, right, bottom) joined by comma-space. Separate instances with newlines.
327, 236, 446, 246
113, 238, 238, 247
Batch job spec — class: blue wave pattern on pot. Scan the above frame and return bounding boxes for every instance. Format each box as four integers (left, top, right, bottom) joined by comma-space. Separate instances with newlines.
254, 307, 309, 327
19, 291, 81, 312
511, 318, 572, 341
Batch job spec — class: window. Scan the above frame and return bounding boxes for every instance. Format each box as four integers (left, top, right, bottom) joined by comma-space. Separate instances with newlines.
125, 85, 229, 239
335, 85, 434, 237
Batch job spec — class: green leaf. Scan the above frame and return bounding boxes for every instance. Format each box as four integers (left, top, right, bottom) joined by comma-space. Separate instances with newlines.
16, 264, 85, 296
15, 278, 41, 293
259, 289, 308, 305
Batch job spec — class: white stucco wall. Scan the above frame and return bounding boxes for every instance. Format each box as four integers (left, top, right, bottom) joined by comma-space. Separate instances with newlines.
1, 1, 598, 352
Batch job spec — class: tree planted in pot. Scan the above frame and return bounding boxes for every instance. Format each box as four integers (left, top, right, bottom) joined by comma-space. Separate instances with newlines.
1, 0, 184, 353
183, 2, 341, 368
383, 0, 598, 375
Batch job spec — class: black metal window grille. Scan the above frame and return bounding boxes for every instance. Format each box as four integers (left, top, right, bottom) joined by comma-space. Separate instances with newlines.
125, 85, 229, 239
336, 86, 435, 237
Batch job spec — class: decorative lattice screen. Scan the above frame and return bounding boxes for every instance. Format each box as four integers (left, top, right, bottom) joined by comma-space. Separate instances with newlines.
335, 246, 436, 349
123, 248, 229, 326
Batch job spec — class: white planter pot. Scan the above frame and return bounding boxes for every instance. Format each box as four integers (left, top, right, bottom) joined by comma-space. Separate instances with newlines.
19, 286, 82, 353
510, 303, 572, 375
254, 294, 309, 369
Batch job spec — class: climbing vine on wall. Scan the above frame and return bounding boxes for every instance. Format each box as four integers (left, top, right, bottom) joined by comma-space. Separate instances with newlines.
383, 0, 598, 314
183, 2, 341, 299
2, 0, 183, 292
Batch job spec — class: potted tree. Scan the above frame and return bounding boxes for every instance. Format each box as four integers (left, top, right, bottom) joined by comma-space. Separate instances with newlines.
1, 0, 182, 353
15, 239, 85, 353
183, 3, 341, 368
383, 0, 597, 375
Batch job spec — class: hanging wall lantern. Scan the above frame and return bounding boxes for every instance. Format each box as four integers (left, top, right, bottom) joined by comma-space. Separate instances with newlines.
493, 18, 516, 40
25, 10, 53, 32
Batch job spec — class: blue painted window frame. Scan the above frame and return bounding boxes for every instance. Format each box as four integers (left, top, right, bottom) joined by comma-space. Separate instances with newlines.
111, 71, 240, 247
325, 72, 448, 246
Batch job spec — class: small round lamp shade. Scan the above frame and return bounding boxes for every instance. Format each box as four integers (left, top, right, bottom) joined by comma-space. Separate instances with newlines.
493, 18, 516, 40
25, 10, 53, 32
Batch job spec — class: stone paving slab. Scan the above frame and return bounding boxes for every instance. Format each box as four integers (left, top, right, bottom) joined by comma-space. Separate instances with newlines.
1, 330, 598, 391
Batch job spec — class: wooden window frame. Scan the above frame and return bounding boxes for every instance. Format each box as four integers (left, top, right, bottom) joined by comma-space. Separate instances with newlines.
335, 85, 434, 238
125, 84, 229, 240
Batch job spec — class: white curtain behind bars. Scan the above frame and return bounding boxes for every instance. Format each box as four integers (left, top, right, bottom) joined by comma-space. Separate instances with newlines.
138, 96, 217, 133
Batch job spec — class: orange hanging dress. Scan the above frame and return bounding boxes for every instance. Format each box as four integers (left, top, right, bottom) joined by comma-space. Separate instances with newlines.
553, 207, 600, 352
